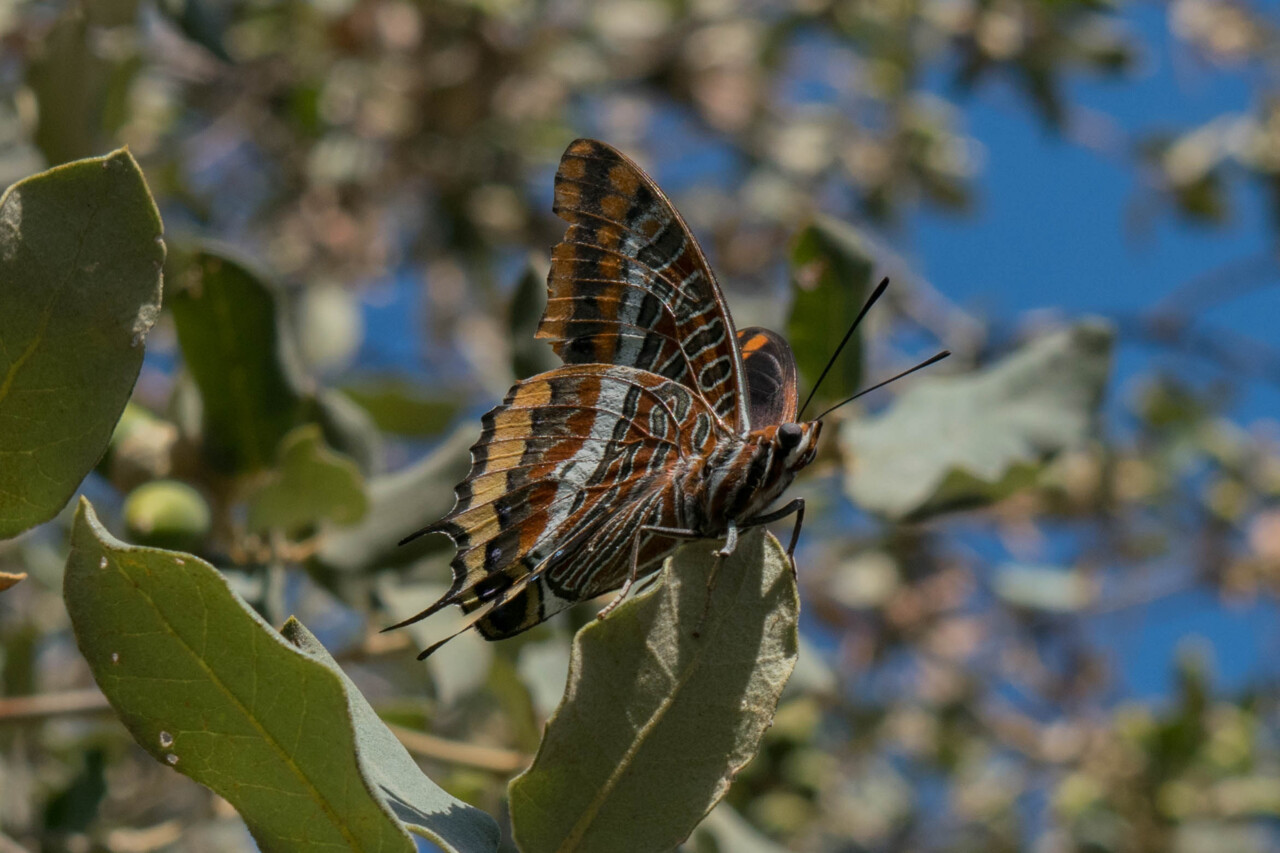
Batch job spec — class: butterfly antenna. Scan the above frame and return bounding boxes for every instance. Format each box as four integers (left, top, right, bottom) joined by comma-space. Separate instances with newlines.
797, 276, 891, 420
813, 350, 951, 422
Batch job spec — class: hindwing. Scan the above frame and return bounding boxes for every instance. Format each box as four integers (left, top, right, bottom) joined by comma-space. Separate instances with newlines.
393, 364, 727, 651
737, 327, 800, 427
539, 138, 752, 432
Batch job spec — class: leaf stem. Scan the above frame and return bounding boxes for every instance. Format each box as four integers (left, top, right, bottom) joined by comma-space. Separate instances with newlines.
383, 723, 530, 774
0, 689, 529, 774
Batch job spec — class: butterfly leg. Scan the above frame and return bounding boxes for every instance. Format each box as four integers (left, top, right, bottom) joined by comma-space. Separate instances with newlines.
715, 521, 739, 558
741, 498, 806, 564
596, 524, 701, 621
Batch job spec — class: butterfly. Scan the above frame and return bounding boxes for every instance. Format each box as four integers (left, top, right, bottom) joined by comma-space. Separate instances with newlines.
392, 139, 945, 658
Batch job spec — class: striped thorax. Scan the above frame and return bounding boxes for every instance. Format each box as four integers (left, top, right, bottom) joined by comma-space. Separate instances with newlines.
682, 421, 822, 538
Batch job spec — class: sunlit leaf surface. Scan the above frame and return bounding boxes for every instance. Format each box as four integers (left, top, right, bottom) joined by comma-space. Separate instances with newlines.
0, 149, 163, 538
509, 530, 798, 853
246, 424, 368, 534
316, 424, 473, 573
63, 498, 499, 853
842, 321, 1114, 520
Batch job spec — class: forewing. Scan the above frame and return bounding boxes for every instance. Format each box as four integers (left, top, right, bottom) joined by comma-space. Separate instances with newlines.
737, 327, 799, 427
399, 364, 724, 644
539, 138, 751, 431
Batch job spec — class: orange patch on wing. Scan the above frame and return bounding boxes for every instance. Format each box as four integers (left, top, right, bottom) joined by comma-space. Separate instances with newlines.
512, 379, 552, 408
560, 152, 588, 180
608, 163, 641, 197
455, 505, 501, 565
489, 408, 535, 441
596, 253, 621, 279
600, 194, 629, 222
555, 180, 582, 211
470, 470, 511, 505
593, 222, 625, 249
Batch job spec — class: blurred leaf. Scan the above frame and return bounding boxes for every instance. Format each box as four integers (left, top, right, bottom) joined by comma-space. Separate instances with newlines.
379, 576, 494, 706
685, 802, 789, 853
510, 255, 557, 380
26, 7, 101, 165
0, 102, 44, 189
1173, 821, 1272, 853
1175, 173, 1229, 223
63, 498, 499, 853
1018, 61, 1066, 131
123, 479, 212, 552
515, 637, 572, 721
246, 425, 367, 535
342, 379, 462, 437
169, 246, 309, 474
295, 283, 363, 374
788, 216, 874, 406
0, 149, 164, 539
316, 424, 473, 573
841, 321, 1114, 520
43, 749, 106, 834
157, 0, 233, 62
784, 634, 839, 700
508, 530, 798, 853
824, 758, 915, 844
826, 551, 900, 609
100, 401, 180, 491
994, 564, 1095, 613
314, 388, 386, 476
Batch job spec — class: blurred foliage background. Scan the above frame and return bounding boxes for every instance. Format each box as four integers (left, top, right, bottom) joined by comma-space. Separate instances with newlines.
2, 0, 1280, 850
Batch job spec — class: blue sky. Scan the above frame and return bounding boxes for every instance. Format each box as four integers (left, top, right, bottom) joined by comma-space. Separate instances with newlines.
910, 5, 1279, 699
914, 4, 1279, 423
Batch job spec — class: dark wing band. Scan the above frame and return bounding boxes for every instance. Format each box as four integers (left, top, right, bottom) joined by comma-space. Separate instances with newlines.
537, 138, 752, 432
397, 364, 725, 647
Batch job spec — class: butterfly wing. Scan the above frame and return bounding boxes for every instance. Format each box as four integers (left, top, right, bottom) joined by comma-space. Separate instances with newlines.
394, 364, 726, 651
538, 138, 752, 432
736, 327, 800, 427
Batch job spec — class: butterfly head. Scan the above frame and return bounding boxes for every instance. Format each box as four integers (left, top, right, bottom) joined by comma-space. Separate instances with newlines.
774, 420, 822, 472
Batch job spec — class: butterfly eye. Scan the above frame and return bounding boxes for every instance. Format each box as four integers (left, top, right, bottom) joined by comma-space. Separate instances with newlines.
778, 423, 804, 448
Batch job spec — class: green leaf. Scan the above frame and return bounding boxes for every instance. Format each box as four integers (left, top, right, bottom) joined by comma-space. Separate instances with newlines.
316, 424, 474, 573
157, 0, 234, 62
168, 246, 308, 473
246, 424, 368, 535
993, 564, 1096, 613
43, 749, 107, 834
280, 620, 503, 852
122, 479, 212, 551
508, 530, 799, 853
510, 255, 557, 380
0, 149, 164, 538
63, 498, 499, 853
315, 388, 386, 476
378, 576, 496, 707
684, 802, 791, 853
515, 637, 572, 721
26, 7, 106, 166
841, 321, 1114, 520
342, 378, 462, 437
788, 216, 874, 406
